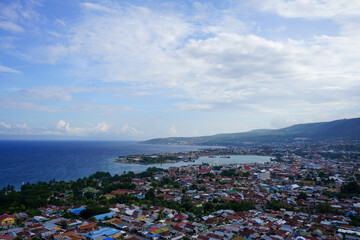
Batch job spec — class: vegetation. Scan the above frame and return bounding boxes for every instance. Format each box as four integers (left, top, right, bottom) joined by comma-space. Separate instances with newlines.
143, 117, 360, 146
297, 192, 307, 200
124, 154, 191, 164
341, 181, 360, 195
79, 205, 109, 219
350, 215, 360, 227
0, 165, 255, 220
316, 202, 334, 214
0, 167, 166, 214
267, 200, 293, 211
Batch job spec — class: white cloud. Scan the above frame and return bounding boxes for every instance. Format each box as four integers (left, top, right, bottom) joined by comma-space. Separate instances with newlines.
251, 0, 360, 19
81, 3, 113, 13
0, 64, 21, 74
3, 1, 358, 131
19, 86, 91, 101
121, 124, 143, 136
0, 120, 143, 138
15, 123, 28, 129
174, 102, 213, 111
0, 21, 24, 32
32, 2, 358, 120
0, 98, 59, 112
0, 121, 31, 135
56, 120, 86, 135
0, 1, 40, 33
57, 120, 113, 135
37, 4, 192, 71
56, 120, 67, 129
169, 125, 178, 137
0, 121, 11, 129
0, 94, 134, 113
55, 19, 66, 27
94, 122, 111, 133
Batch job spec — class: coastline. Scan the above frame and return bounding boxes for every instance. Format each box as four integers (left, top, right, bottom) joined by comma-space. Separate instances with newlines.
0, 141, 203, 189
113, 148, 272, 165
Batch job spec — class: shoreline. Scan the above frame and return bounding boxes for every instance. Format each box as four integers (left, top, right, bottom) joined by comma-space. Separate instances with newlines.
114, 153, 271, 166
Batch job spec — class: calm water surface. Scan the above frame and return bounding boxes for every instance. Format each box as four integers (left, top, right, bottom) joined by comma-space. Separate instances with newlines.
0, 141, 269, 188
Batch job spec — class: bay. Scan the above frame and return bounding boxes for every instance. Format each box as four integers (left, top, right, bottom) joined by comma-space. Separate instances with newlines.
0, 141, 270, 189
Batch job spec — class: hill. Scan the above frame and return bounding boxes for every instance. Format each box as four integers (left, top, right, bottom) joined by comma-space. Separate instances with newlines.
143, 117, 360, 146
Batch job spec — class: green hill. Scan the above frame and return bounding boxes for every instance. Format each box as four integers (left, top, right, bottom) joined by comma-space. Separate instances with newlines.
143, 117, 360, 146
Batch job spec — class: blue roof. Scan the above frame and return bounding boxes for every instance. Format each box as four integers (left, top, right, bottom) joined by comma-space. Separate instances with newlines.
94, 212, 116, 221
145, 233, 161, 238
85, 227, 120, 239
69, 207, 86, 215
137, 195, 145, 199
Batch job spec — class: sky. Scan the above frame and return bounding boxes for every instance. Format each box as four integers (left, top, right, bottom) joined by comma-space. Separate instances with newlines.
0, 0, 359, 140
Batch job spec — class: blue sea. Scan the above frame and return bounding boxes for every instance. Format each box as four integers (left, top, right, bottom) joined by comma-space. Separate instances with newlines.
0, 141, 270, 189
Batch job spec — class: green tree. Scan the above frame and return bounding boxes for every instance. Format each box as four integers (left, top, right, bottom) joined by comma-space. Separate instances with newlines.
341, 181, 360, 194
60, 221, 68, 229
297, 192, 307, 200
145, 189, 155, 200
316, 202, 333, 213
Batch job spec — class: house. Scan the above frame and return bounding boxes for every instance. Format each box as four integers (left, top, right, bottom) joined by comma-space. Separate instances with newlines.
0, 215, 15, 226
258, 171, 271, 180
93, 212, 116, 221
85, 227, 122, 239
199, 165, 212, 174
132, 178, 147, 185
284, 184, 300, 192
0, 236, 13, 240
78, 222, 98, 232
53, 230, 84, 239
69, 207, 86, 215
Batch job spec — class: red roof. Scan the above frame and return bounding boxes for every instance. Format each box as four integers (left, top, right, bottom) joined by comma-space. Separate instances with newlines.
199, 169, 212, 174
173, 214, 187, 221
0, 236, 13, 240
303, 236, 318, 240
148, 226, 158, 233
0, 215, 15, 222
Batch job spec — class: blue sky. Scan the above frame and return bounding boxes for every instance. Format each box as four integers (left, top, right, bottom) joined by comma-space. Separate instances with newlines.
0, 0, 359, 140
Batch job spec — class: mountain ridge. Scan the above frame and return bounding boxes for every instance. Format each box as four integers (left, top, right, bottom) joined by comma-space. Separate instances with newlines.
143, 117, 360, 146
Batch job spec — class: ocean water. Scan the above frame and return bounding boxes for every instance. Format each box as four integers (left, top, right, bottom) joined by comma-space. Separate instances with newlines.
0, 141, 270, 189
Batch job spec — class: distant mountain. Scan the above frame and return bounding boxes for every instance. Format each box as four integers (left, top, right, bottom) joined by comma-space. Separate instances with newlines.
143, 117, 360, 146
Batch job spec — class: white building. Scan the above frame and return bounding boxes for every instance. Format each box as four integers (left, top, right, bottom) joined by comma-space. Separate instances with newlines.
257, 171, 271, 180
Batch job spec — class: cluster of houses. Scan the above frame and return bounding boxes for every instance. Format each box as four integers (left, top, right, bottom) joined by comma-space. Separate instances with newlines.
1, 145, 360, 240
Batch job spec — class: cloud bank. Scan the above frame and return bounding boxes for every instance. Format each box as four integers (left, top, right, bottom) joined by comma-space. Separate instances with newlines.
0, 0, 359, 138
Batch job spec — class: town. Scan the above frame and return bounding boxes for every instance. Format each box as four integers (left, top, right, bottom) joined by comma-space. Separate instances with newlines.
1, 139, 360, 240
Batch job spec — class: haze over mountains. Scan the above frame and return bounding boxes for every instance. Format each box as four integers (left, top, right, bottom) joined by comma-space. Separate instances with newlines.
143, 117, 360, 146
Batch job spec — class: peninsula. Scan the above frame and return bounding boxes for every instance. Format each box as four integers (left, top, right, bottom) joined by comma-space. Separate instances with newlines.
114, 152, 200, 164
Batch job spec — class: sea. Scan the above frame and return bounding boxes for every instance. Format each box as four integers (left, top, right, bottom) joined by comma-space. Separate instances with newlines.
0, 140, 270, 189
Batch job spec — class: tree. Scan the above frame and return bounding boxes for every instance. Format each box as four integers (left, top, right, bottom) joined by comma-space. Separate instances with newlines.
203, 202, 215, 214
341, 181, 360, 194
151, 181, 158, 188
145, 189, 155, 200
199, 186, 207, 192
79, 206, 109, 219
316, 202, 333, 213
60, 221, 68, 229
297, 192, 307, 200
